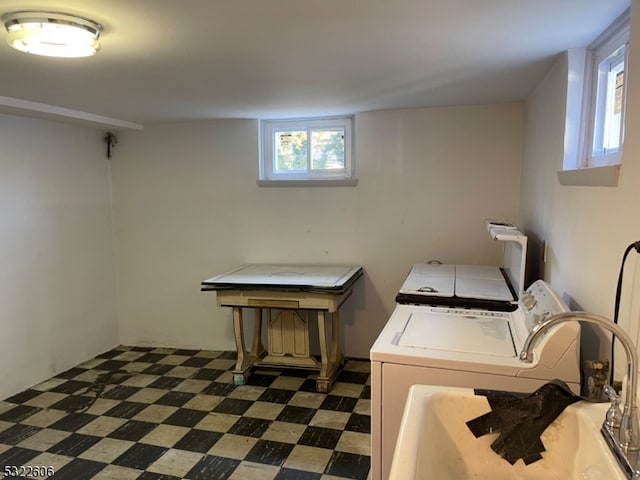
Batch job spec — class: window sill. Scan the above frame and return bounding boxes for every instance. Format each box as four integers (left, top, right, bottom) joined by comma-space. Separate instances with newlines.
557, 164, 621, 187
257, 179, 358, 187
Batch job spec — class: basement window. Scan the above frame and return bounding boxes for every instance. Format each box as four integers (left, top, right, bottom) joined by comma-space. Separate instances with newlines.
558, 9, 629, 186
583, 14, 629, 168
258, 116, 356, 186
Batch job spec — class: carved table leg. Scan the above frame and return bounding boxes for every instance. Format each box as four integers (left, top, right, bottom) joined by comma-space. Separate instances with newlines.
232, 307, 255, 385
316, 310, 342, 392
251, 308, 266, 358
330, 309, 344, 370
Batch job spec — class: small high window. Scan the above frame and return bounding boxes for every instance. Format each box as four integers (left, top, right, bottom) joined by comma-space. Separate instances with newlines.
581, 10, 629, 168
259, 116, 355, 185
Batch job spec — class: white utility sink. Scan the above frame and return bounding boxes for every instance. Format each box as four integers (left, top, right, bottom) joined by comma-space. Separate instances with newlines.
390, 385, 626, 480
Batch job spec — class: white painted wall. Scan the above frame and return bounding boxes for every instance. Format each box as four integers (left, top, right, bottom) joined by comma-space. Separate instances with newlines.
111, 104, 523, 358
0, 113, 119, 400
520, 0, 640, 373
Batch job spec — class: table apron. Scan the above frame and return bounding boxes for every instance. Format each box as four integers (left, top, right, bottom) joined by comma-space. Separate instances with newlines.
216, 289, 353, 312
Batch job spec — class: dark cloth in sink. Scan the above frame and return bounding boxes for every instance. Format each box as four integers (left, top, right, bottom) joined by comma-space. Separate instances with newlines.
466, 380, 580, 465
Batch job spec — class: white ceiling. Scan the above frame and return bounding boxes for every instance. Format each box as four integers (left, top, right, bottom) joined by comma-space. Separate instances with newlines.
0, 0, 630, 126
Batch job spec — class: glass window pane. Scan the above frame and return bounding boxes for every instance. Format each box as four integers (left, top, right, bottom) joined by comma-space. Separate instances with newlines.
310, 129, 345, 170
594, 45, 625, 156
603, 60, 624, 152
274, 131, 307, 172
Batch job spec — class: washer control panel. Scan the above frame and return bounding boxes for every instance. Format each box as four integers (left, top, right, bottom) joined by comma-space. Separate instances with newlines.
519, 280, 569, 333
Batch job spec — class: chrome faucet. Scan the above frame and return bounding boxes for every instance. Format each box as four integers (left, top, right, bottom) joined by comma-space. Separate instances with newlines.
520, 311, 640, 476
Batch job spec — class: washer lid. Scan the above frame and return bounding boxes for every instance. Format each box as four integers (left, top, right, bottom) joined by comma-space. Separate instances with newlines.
397, 310, 517, 357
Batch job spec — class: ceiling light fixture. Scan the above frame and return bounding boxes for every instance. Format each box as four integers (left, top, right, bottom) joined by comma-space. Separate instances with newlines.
2, 11, 102, 58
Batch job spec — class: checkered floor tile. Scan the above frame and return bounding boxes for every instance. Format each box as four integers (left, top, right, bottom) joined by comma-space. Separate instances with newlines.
0, 347, 371, 480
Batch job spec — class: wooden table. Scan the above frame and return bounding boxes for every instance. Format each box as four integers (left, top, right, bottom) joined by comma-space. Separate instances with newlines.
201, 264, 363, 393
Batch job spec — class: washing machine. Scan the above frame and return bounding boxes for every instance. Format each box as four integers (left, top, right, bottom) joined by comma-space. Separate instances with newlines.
370, 279, 580, 480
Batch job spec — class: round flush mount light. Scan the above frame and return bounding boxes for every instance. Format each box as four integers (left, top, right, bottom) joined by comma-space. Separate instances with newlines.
2, 11, 102, 58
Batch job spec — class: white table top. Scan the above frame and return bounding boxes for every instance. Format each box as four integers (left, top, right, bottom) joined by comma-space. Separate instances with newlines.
202, 264, 363, 293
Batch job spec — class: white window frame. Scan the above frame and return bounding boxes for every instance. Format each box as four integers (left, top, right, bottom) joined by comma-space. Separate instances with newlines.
579, 10, 629, 169
258, 116, 356, 186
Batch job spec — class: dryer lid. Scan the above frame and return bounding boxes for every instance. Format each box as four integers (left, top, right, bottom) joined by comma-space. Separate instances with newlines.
455, 265, 513, 301
398, 263, 455, 297
397, 264, 514, 302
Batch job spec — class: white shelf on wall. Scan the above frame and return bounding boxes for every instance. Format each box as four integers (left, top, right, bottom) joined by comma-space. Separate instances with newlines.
0, 96, 144, 131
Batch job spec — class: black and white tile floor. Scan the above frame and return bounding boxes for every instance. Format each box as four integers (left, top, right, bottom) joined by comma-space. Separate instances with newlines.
0, 347, 371, 480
